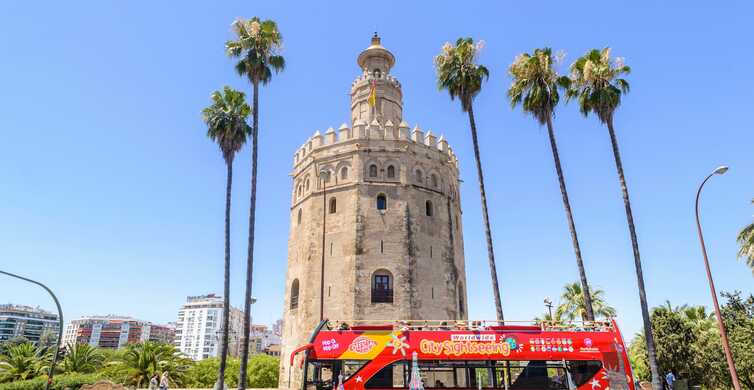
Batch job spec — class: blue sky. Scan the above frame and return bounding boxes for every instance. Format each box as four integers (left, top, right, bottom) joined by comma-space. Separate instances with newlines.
1, 1, 752, 340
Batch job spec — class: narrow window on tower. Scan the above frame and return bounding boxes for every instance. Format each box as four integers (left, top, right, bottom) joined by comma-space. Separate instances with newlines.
369, 164, 378, 178
425, 200, 433, 217
297, 209, 302, 225
376, 194, 387, 210
340, 166, 349, 180
380, 240, 384, 254
290, 279, 300, 309
387, 165, 396, 179
330, 242, 333, 256
329, 197, 337, 214
328, 285, 331, 297
371, 270, 393, 303
430, 246, 433, 258
431, 287, 434, 299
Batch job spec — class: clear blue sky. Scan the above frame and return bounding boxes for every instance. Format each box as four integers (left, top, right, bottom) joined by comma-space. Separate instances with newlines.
1, 1, 752, 339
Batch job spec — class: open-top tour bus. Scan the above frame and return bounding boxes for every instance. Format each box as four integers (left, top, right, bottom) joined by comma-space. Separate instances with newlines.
290, 319, 634, 390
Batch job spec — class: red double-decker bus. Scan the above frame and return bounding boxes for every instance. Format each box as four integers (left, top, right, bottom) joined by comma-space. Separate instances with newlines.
289, 320, 634, 390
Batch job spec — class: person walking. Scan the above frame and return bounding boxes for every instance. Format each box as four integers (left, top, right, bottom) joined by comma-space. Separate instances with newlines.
159, 371, 169, 390
149, 373, 159, 390
664, 371, 675, 390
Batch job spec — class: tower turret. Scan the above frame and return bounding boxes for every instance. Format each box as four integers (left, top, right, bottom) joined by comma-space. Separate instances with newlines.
350, 34, 403, 127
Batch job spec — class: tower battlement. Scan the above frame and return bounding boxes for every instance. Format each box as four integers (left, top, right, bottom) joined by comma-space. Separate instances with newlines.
293, 123, 459, 169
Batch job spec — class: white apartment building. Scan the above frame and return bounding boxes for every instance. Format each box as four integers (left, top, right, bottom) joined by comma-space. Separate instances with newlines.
174, 294, 243, 361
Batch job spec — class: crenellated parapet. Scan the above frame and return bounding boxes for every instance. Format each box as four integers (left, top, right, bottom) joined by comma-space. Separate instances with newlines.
292, 120, 460, 169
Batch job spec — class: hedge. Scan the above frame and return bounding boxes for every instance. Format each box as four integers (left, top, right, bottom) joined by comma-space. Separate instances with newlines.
0, 373, 101, 390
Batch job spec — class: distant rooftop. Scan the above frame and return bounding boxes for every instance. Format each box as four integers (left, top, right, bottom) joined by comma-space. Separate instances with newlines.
0, 303, 54, 315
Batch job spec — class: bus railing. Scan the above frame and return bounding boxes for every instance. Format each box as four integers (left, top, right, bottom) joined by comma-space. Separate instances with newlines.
325, 319, 615, 333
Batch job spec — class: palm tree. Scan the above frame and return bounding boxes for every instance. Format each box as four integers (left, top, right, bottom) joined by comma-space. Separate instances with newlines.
507, 48, 596, 321
225, 17, 284, 389
0, 343, 48, 383
736, 200, 754, 275
556, 282, 616, 321
122, 342, 191, 388
567, 47, 662, 390
61, 343, 104, 374
202, 86, 251, 390
434, 38, 504, 321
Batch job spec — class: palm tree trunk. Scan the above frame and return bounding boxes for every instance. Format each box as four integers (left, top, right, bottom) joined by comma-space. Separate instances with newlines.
466, 103, 504, 322
544, 116, 595, 322
216, 161, 232, 390
238, 79, 260, 390
606, 116, 662, 390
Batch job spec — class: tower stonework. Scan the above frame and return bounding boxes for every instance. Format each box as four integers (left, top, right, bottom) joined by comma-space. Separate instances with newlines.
279, 35, 468, 388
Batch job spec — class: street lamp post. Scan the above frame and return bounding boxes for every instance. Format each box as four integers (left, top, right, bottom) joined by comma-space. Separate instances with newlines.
694, 165, 742, 390
319, 169, 329, 322
0, 270, 63, 390
544, 297, 553, 319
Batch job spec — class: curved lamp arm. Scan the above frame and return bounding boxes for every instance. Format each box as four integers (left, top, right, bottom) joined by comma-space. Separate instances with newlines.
0, 270, 63, 390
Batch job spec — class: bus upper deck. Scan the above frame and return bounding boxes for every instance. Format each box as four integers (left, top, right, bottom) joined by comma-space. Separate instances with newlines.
290, 319, 634, 390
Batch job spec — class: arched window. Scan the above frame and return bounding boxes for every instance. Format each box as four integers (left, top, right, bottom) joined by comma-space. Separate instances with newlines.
457, 283, 465, 315
305, 178, 310, 191
369, 164, 378, 178
340, 166, 349, 180
425, 200, 433, 217
297, 209, 302, 225
376, 194, 387, 210
329, 198, 337, 214
387, 165, 396, 179
290, 279, 300, 309
431, 174, 438, 188
373, 68, 382, 79
415, 169, 423, 183
371, 270, 393, 303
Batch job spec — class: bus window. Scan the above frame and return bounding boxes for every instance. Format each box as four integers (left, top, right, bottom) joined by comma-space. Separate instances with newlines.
365, 361, 408, 388
566, 360, 602, 387
305, 360, 337, 390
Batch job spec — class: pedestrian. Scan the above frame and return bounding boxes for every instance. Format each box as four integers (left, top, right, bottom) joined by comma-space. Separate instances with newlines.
664, 370, 675, 390
149, 373, 159, 390
160, 371, 169, 390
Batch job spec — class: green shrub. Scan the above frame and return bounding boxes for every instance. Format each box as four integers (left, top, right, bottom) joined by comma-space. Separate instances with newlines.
0, 373, 100, 390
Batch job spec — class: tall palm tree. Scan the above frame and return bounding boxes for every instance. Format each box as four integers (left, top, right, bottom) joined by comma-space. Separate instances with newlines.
202, 86, 251, 390
61, 343, 104, 374
567, 47, 661, 390
556, 281, 616, 321
0, 343, 48, 383
736, 200, 754, 275
507, 48, 596, 321
225, 17, 284, 389
434, 38, 504, 321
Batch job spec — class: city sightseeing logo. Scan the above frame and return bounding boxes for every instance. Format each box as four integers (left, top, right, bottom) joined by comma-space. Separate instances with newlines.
348, 336, 377, 354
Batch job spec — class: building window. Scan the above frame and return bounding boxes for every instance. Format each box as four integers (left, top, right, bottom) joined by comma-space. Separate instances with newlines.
329, 198, 337, 214
371, 270, 393, 303
305, 178, 310, 191
369, 164, 378, 178
373, 68, 382, 79
387, 165, 396, 179
340, 167, 349, 180
376, 194, 387, 210
430, 174, 438, 188
290, 279, 299, 309
415, 169, 423, 183
425, 200, 433, 217
458, 283, 465, 315
297, 209, 302, 225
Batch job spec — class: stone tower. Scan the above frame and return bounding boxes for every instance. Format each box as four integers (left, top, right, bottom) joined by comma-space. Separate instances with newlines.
279, 35, 468, 387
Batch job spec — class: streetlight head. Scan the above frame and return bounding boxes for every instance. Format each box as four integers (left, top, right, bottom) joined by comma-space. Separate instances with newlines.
713, 166, 729, 175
